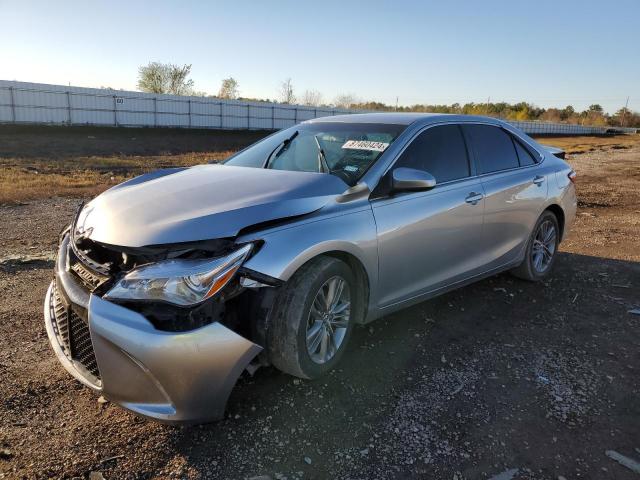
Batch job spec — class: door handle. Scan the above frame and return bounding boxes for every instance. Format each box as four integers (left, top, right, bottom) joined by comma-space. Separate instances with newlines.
465, 192, 484, 205
533, 175, 546, 186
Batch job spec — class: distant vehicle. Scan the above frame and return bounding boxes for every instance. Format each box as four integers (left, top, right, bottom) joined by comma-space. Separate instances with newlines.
44, 113, 576, 423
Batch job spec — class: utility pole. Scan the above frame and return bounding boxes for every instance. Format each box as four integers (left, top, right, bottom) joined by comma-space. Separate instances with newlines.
621, 96, 629, 127
487, 96, 491, 114
395, 96, 398, 112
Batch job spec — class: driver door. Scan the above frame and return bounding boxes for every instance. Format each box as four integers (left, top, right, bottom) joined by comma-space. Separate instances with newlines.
371, 124, 486, 307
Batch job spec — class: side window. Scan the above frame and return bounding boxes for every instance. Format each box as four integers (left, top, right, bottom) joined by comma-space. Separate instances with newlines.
513, 138, 537, 166
464, 124, 519, 174
394, 125, 470, 183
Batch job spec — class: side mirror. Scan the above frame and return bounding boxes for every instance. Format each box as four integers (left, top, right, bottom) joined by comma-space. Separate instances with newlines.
391, 167, 436, 192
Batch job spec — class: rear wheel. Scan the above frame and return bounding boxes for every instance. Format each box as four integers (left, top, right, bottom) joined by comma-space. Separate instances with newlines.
511, 210, 560, 281
267, 256, 358, 379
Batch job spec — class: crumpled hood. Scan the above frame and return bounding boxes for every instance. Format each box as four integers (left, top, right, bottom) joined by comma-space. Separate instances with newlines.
77, 165, 348, 247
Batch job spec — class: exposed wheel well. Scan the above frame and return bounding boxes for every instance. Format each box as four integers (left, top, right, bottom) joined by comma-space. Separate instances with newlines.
545, 204, 565, 241
321, 251, 370, 324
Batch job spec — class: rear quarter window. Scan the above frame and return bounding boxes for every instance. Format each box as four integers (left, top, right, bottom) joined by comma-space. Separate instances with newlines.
464, 124, 519, 174
513, 138, 538, 166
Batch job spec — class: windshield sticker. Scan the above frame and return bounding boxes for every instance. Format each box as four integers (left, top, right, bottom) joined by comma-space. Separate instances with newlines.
344, 165, 359, 172
341, 140, 389, 152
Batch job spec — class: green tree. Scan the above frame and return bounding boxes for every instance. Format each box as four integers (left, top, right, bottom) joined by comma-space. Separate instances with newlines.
613, 107, 637, 127
560, 105, 575, 120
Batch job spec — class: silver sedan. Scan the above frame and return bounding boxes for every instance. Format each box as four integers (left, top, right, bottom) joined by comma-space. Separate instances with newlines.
44, 113, 576, 422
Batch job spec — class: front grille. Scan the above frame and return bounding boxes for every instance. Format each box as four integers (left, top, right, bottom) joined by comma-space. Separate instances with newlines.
51, 282, 71, 357
69, 259, 109, 292
68, 309, 100, 379
68, 240, 111, 292
50, 280, 101, 384
70, 236, 112, 276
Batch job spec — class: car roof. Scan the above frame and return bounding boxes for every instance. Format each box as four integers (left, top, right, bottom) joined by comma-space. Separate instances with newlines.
304, 112, 505, 127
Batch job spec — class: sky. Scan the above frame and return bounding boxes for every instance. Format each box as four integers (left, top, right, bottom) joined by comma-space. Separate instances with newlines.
0, 0, 638, 114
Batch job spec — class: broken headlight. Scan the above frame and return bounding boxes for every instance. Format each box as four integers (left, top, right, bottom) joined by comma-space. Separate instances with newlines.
104, 244, 252, 306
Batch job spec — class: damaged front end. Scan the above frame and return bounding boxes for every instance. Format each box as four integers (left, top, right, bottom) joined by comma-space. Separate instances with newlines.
44, 221, 279, 423
43, 163, 349, 422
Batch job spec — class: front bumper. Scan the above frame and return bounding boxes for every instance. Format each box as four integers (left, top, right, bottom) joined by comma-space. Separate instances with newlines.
44, 236, 262, 423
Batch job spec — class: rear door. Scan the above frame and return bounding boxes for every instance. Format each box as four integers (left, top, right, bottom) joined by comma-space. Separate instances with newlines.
462, 124, 548, 269
371, 124, 486, 307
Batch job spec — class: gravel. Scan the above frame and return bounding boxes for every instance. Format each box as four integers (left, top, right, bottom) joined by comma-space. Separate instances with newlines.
1, 139, 639, 479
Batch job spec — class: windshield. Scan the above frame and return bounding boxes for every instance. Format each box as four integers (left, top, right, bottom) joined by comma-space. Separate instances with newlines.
223, 122, 406, 185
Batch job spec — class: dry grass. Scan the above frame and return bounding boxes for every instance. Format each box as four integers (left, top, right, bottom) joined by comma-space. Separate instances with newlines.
0, 152, 237, 204
537, 134, 640, 154
0, 151, 234, 171
0, 125, 268, 204
1, 124, 638, 205
0, 168, 125, 204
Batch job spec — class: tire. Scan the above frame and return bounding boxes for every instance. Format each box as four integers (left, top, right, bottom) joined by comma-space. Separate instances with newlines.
511, 210, 560, 282
267, 256, 359, 379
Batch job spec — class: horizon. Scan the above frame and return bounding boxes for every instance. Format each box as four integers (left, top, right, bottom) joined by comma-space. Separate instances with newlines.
1, 0, 638, 114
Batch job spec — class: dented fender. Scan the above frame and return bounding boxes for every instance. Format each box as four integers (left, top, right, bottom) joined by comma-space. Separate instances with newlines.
238, 205, 380, 322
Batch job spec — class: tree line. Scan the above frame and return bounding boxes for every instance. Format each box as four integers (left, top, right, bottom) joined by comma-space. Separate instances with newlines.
136, 62, 639, 128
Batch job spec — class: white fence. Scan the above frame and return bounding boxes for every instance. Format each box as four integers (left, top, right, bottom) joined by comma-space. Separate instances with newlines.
0, 80, 636, 135
0, 80, 352, 131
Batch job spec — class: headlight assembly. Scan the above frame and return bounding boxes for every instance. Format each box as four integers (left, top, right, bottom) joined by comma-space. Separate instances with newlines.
104, 244, 253, 306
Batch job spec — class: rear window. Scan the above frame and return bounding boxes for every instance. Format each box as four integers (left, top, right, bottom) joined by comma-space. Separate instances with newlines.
464, 124, 519, 174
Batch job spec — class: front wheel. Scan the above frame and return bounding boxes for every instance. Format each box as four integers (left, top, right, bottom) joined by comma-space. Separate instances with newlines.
267, 256, 358, 379
511, 210, 560, 281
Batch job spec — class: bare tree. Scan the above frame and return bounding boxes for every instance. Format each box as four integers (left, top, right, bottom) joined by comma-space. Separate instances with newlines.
333, 93, 357, 109
301, 89, 323, 107
137, 62, 195, 95
278, 78, 296, 104
218, 77, 239, 99
167, 64, 194, 95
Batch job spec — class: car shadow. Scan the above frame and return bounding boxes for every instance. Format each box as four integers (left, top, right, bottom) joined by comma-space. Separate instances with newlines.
149, 251, 640, 478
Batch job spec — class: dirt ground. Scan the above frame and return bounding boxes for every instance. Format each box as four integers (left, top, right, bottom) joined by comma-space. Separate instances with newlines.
0, 126, 269, 204
0, 128, 639, 480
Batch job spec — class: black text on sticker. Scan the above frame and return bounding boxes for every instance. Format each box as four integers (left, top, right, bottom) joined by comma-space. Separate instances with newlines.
341, 140, 389, 152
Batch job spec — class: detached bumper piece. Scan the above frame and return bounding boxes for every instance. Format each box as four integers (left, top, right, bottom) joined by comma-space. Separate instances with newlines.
44, 235, 262, 423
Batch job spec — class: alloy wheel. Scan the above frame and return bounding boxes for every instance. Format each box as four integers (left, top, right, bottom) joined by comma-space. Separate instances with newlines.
532, 220, 557, 273
306, 276, 351, 364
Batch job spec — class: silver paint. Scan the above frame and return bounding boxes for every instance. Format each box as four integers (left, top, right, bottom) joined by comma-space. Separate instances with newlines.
45, 113, 577, 422
89, 294, 262, 423
77, 164, 348, 247
44, 236, 262, 423
390, 167, 437, 191
243, 115, 576, 321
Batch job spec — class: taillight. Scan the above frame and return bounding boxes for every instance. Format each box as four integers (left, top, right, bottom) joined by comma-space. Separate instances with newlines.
568, 170, 576, 184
